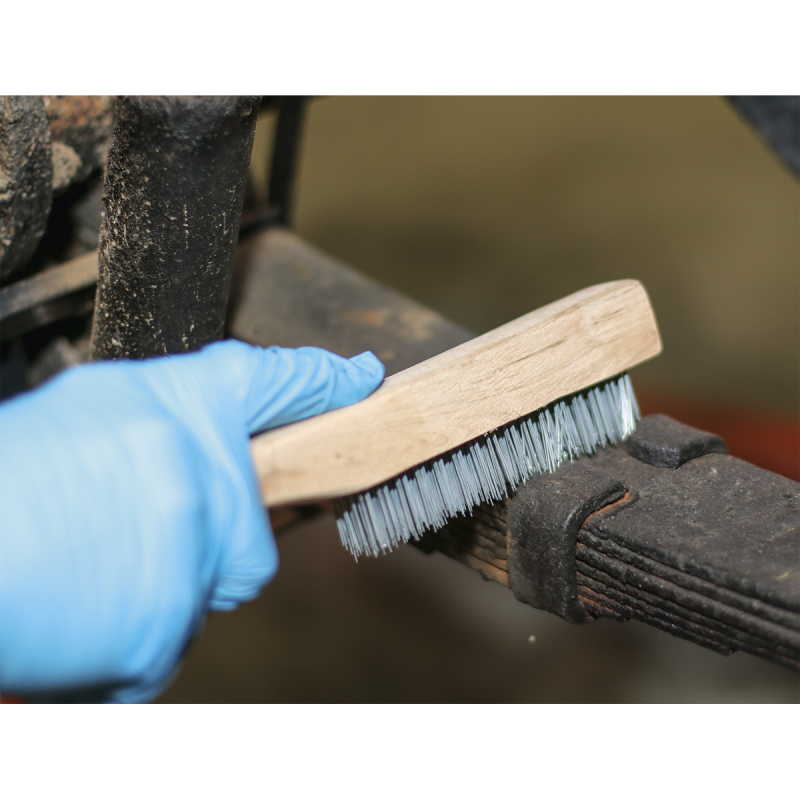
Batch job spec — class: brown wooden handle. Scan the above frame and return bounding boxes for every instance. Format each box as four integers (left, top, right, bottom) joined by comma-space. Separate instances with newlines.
250, 279, 662, 505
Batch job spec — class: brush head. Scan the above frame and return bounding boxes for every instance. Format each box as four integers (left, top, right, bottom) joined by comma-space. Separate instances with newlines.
334, 373, 639, 559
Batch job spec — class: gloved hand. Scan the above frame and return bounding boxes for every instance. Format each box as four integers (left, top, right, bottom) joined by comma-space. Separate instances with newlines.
0, 341, 384, 703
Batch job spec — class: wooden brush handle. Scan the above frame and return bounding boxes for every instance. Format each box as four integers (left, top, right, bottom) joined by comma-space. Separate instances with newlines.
250, 279, 662, 506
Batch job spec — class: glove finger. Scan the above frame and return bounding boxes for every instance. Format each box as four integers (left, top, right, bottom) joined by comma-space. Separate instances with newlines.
181, 341, 384, 434
245, 346, 384, 433
208, 484, 279, 612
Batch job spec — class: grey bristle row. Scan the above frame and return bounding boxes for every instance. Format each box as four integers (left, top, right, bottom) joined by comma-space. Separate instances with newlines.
334, 373, 640, 560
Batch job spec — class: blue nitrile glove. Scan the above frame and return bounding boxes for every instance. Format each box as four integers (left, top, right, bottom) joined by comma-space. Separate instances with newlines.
0, 341, 384, 703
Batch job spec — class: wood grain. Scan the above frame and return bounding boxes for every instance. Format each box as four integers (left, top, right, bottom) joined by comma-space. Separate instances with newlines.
250, 279, 662, 505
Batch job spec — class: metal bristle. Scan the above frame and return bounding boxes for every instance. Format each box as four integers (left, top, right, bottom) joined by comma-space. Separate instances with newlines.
334, 373, 639, 560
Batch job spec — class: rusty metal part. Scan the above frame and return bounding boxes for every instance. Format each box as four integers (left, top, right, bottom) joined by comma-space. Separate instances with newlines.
42, 96, 115, 191
0, 96, 346, 346
257, 97, 315, 113
0, 96, 114, 281
414, 501, 511, 587
267, 97, 307, 227
0, 287, 95, 344
0, 97, 53, 280
0, 205, 289, 342
507, 464, 628, 624
90, 96, 260, 360
506, 418, 720, 613
0, 257, 96, 341
0, 250, 97, 327
227, 227, 471, 373
507, 415, 799, 668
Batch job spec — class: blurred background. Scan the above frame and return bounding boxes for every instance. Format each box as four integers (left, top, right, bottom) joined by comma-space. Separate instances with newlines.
158, 96, 799, 702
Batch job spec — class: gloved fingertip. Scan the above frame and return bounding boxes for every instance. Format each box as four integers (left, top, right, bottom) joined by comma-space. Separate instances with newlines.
209, 541, 279, 612
349, 351, 385, 382
240, 346, 385, 432
323, 351, 385, 413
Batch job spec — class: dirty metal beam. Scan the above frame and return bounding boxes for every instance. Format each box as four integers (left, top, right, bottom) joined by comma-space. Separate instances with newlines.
90, 96, 260, 360
509, 415, 799, 668
0, 250, 97, 326
227, 227, 471, 374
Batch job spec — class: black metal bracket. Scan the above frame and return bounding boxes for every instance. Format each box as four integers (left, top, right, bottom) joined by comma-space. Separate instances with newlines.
507, 465, 628, 624
267, 97, 307, 228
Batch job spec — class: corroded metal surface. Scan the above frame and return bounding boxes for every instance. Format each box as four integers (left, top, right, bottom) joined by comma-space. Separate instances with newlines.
508, 415, 800, 668
43, 95, 115, 191
227, 227, 471, 375
0, 251, 97, 340
0, 96, 115, 280
91, 96, 260, 360
0, 97, 53, 279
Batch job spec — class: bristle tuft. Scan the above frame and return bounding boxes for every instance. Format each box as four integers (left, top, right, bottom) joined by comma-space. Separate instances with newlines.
334, 373, 639, 559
